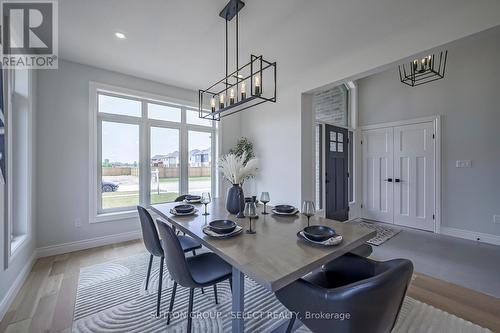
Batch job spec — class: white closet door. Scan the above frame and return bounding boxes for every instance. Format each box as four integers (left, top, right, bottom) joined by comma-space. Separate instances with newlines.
393, 122, 435, 231
362, 128, 394, 223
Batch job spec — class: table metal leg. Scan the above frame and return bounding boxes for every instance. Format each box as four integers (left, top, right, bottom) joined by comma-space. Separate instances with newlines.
232, 267, 245, 333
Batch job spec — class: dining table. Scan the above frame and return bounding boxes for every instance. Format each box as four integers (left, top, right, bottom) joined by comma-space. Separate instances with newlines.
151, 198, 376, 333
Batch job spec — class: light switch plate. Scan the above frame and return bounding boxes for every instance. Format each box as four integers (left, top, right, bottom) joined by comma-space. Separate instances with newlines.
455, 160, 471, 168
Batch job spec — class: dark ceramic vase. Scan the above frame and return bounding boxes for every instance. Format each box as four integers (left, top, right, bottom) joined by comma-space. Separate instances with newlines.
226, 184, 244, 215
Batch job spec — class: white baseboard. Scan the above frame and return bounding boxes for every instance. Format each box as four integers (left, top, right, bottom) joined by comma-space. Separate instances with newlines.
36, 230, 142, 258
0, 251, 37, 321
441, 227, 500, 246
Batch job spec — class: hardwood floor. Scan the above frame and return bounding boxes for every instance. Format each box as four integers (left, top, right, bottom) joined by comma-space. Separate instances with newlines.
0, 239, 499, 333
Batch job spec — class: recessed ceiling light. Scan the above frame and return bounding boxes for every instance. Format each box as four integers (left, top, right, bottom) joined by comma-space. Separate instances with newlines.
114, 32, 126, 39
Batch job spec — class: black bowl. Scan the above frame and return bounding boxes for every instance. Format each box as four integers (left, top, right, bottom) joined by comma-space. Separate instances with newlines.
275, 205, 296, 213
209, 220, 237, 234
303, 225, 336, 242
174, 204, 195, 214
185, 195, 201, 201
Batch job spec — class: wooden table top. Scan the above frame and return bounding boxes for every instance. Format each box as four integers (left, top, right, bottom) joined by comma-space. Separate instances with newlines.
151, 198, 375, 291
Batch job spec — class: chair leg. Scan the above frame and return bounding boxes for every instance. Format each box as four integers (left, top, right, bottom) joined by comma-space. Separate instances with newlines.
285, 313, 296, 333
213, 284, 218, 304
156, 257, 164, 317
187, 288, 194, 333
145, 254, 153, 290
167, 281, 177, 325
201, 288, 204, 294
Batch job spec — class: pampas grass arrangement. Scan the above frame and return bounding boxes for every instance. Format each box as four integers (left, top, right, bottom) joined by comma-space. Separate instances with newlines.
219, 152, 258, 185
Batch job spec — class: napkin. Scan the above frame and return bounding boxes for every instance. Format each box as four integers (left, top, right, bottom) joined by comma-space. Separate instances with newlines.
299, 231, 343, 246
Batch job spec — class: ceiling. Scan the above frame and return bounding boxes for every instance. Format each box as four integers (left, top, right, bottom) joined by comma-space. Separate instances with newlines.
60, 0, 500, 92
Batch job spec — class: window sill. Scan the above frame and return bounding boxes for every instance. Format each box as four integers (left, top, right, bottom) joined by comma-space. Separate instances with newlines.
92, 210, 139, 223
9, 234, 31, 264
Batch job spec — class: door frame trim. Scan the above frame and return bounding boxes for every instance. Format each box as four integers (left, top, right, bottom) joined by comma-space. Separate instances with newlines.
359, 115, 441, 233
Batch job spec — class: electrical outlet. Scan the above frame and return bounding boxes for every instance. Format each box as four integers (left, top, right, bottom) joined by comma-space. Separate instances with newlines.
494, 215, 500, 225
455, 160, 472, 168
74, 218, 82, 228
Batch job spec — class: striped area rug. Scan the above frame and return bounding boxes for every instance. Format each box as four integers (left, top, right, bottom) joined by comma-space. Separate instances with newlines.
73, 253, 491, 333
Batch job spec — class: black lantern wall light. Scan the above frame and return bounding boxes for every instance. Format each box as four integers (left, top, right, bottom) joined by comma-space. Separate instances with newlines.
399, 50, 448, 87
198, 0, 277, 120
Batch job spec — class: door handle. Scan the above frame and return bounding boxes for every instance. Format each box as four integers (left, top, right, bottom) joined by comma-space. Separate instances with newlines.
385, 178, 393, 182
395, 178, 401, 183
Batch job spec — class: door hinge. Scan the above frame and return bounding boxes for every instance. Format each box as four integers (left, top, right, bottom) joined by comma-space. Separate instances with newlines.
360, 140, 363, 145
432, 134, 435, 139
361, 204, 363, 209
347, 172, 350, 178
347, 207, 350, 212
432, 214, 435, 220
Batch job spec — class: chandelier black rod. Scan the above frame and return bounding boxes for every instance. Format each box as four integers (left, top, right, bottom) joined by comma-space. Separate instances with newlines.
202, 58, 274, 92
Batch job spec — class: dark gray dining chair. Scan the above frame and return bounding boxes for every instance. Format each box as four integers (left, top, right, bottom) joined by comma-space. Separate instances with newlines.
156, 220, 232, 333
276, 253, 413, 333
349, 243, 372, 257
137, 206, 202, 317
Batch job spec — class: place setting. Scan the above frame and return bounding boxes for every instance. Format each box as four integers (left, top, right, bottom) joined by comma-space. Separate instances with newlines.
203, 219, 243, 238
169, 203, 198, 216
184, 194, 202, 203
271, 204, 299, 216
296, 200, 343, 247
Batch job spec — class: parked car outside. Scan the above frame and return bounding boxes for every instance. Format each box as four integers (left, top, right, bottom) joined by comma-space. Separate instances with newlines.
102, 181, 119, 192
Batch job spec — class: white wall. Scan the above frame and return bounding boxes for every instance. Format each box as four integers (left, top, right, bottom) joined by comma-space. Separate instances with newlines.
36, 60, 241, 249
240, 2, 500, 209
357, 28, 500, 236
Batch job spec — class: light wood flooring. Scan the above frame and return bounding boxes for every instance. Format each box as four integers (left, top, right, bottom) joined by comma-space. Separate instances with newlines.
0, 239, 499, 333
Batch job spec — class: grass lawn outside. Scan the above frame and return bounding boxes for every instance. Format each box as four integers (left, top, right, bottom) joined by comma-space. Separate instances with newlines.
159, 176, 211, 183
102, 191, 179, 209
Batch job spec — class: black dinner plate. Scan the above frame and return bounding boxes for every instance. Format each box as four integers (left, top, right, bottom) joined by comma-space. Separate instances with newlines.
185, 195, 201, 201
174, 204, 195, 214
209, 220, 237, 234
274, 205, 296, 213
303, 225, 336, 242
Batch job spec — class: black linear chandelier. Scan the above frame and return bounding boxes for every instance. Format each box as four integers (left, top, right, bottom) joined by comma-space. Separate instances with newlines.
198, 0, 277, 121
399, 50, 448, 87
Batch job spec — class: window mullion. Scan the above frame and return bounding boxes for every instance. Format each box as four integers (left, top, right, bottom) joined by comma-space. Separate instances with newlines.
140, 101, 150, 207
180, 107, 189, 194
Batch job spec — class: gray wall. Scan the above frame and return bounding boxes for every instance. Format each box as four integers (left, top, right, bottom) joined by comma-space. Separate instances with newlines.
36, 60, 240, 248
240, 3, 500, 211
358, 29, 500, 236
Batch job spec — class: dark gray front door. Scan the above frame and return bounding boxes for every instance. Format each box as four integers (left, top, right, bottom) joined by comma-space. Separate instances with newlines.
325, 124, 349, 221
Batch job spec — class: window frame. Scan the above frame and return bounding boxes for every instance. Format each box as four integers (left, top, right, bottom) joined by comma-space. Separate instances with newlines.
89, 82, 217, 223
4, 68, 34, 267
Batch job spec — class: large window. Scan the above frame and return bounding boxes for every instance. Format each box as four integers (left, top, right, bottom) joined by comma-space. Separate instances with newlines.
91, 84, 216, 220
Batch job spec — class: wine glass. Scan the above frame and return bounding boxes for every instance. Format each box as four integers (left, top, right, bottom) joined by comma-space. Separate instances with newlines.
244, 201, 257, 234
260, 192, 270, 215
302, 201, 316, 227
201, 192, 211, 216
